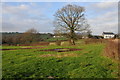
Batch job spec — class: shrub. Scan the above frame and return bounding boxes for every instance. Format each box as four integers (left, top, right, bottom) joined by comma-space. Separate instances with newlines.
84, 39, 106, 44
55, 40, 61, 46
104, 39, 119, 60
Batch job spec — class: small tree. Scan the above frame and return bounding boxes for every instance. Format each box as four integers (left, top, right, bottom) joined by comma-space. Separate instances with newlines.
25, 28, 38, 34
54, 4, 90, 45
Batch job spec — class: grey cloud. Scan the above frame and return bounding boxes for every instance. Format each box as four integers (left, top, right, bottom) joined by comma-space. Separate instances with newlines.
86, 2, 118, 35
2, 3, 54, 33
87, 2, 118, 11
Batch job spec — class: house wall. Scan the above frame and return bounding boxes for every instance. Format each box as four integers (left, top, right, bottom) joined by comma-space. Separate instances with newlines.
53, 36, 64, 38
103, 34, 114, 39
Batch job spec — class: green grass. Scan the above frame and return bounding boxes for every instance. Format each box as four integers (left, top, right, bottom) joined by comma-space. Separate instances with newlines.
46, 37, 67, 42
2, 41, 119, 78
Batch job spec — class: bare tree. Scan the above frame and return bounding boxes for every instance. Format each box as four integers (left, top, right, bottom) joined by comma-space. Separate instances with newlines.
21, 28, 38, 44
54, 4, 90, 45
25, 28, 38, 34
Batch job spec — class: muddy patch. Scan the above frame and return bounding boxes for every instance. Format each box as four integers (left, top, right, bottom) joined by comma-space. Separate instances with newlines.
38, 48, 81, 52
1, 47, 46, 51
0, 49, 16, 51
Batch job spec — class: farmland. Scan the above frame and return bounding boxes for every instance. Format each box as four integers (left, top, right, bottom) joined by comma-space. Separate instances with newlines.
2, 40, 119, 79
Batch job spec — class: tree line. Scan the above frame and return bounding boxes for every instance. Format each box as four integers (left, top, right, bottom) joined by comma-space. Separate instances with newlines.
2, 29, 53, 45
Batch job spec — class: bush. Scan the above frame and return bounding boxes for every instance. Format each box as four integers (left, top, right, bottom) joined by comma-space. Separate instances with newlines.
104, 39, 119, 60
55, 40, 61, 46
84, 39, 106, 44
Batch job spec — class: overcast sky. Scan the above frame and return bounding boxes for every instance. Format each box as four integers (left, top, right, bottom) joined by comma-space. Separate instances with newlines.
1, 1, 118, 35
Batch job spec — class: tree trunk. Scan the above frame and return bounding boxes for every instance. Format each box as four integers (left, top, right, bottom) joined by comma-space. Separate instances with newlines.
72, 39, 75, 45
69, 29, 76, 45
69, 39, 75, 45
71, 39, 75, 45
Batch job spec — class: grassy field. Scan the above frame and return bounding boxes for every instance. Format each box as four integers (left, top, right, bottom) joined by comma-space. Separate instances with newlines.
2, 40, 119, 79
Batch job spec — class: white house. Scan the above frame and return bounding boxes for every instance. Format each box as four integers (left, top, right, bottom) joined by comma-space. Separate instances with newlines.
53, 35, 64, 38
102, 32, 115, 39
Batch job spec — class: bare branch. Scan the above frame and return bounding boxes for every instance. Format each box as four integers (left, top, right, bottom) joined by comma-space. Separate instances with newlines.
54, 4, 90, 45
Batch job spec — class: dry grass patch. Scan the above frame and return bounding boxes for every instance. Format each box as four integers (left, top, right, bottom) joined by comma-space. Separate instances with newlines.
104, 39, 119, 60
84, 39, 106, 44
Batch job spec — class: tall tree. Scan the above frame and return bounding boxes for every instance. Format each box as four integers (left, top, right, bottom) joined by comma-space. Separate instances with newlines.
54, 4, 90, 45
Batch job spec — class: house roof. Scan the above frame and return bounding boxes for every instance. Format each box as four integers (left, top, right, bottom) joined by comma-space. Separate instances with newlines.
103, 32, 114, 35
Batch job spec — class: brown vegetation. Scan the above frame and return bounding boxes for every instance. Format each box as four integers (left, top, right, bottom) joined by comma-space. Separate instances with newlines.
2, 29, 53, 45
104, 39, 119, 60
84, 39, 107, 44
55, 40, 61, 46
